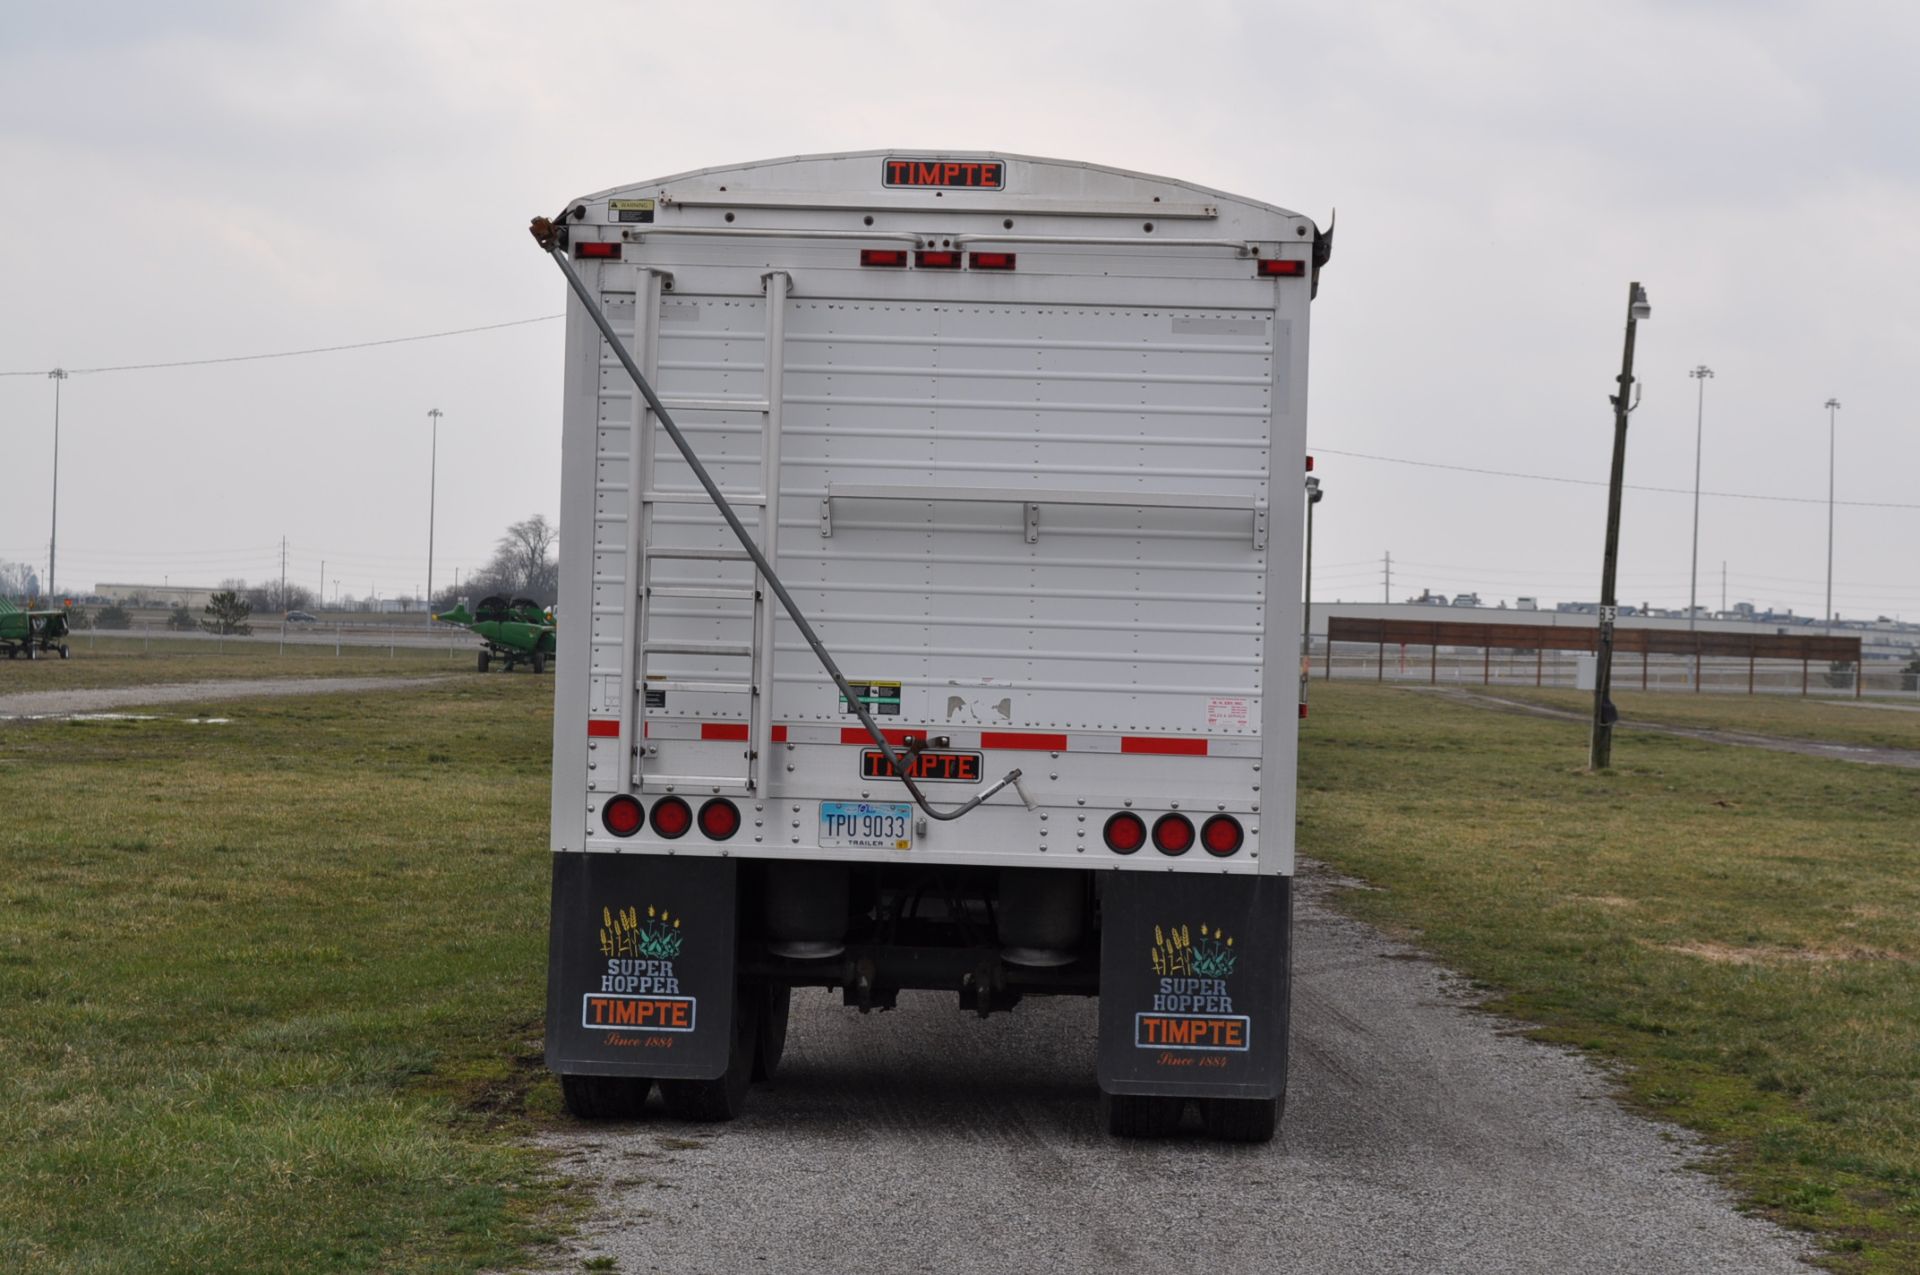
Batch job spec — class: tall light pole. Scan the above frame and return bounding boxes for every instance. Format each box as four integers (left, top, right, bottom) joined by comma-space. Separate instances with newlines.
47, 369, 68, 599
1590, 282, 1651, 772
1302, 472, 1324, 712
1824, 398, 1840, 633
1687, 365, 1713, 632
426, 408, 443, 624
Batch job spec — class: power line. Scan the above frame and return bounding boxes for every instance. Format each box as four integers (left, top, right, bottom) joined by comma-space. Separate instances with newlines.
1309, 445, 1920, 512
0, 314, 562, 378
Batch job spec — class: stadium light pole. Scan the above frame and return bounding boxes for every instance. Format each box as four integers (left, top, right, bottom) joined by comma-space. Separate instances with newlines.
1589, 282, 1651, 772
1687, 365, 1713, 633
427, 407, 443, 625
47, 368, 67, 599
1824, 397, 1840, 633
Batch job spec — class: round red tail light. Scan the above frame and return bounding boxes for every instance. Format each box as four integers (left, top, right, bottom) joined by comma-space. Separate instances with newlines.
698, 798, 741, 842
1152, 814, 1194, 856
1103, 811, 1146, 854
1201, 814, 1244, 857
601, 795, 643, 838
650, 796, 692, 839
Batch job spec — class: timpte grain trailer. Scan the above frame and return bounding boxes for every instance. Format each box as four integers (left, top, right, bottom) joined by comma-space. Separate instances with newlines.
536, 151, 1329, 1141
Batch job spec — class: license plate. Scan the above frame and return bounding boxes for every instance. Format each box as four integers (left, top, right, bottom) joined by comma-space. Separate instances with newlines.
819, 801, 913, 851
860, 749, 982, 783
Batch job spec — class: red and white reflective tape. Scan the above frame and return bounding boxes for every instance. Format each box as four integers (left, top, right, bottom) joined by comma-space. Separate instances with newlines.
602, 719, 1259, 757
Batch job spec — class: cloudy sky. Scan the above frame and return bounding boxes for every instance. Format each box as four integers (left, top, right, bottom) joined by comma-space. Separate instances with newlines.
3, 1, 1915, 618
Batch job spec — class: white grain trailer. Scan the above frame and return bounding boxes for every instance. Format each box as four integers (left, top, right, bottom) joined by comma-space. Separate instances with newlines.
536, 151, 1330, 1141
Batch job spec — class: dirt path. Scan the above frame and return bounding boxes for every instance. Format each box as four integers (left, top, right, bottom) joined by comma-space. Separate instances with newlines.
0, 676, 454, 720
1432, 688, 1920, 769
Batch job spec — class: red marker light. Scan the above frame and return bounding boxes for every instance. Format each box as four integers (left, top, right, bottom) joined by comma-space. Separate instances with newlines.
916, 250, 961, 269
1305, 455, 1314, 472
860, 249, 908, 267
1201, 815, 1244, 857
1103, 812, 1147, 854
601, 795, 643, 838
969, 252, 1016, 270
576, 241, 621, 259
1152, 814, 1194, 856
698, 798, 741, 842
1257, 258, 1304, 277
650, 796, 692, 839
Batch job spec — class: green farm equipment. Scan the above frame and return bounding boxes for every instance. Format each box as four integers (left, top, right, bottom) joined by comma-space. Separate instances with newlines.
0, 597, 73, 660
436, 596, 556, 673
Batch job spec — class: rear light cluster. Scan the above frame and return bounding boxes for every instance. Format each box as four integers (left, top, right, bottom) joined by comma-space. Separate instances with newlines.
860, 250, 1016, 270
1102, 810, 1246, 858
599, 795, 741, 842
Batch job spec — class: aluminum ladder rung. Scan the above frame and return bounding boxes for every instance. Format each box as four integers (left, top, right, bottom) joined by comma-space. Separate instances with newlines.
644, 678, 753, 694
650, 584, 757, 600
645, 639, 752, 657
644, 490, 767, 506
645, 546, 753, 562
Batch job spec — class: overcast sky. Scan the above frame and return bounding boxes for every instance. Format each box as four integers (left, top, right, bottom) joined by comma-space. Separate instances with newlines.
3, 1, 1915, 618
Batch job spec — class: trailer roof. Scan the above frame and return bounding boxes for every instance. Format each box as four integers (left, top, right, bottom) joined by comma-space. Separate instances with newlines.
569, 149, 1313, 231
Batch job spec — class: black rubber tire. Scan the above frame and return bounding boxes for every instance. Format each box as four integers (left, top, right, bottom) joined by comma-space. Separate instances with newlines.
659, 985, 760, 1122
560, 1073, 654, 1120
1102, 1092, 1184, 1138
1201, 1096, 1280, 1143
752, 984, 791, 1083
58, 645, 70, 659
531, 650, 547, 675
477, 650, 490, 673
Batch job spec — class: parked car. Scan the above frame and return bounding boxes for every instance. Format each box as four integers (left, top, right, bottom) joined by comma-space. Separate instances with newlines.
285, 610, 318, 623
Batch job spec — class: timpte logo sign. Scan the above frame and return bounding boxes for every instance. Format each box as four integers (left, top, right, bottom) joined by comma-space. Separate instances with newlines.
882, 157, 1005, 189
583, 904, 697, 1033
1136, 923, 1251, 1051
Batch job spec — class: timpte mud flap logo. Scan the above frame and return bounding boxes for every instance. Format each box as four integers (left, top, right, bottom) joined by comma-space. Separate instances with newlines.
1135, 923, 1251, 1051
582, 905, 697, 1033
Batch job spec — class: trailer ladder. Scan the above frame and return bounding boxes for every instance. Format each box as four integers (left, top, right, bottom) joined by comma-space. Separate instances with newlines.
632, 270, 790, 796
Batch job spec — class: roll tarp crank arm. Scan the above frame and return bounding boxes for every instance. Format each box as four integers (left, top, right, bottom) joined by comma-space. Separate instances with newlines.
533, 216, 1026, 821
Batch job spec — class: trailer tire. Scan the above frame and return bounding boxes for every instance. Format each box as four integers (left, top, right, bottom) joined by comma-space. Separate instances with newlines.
660, 985, 760, 1121
752, 984, 790, 1082
1201, 1096, 1280, 1143
59, 644, 70, 659
477, 651, 490, 673
1102, 1092, 1183, 1138
532, 651, 547, 675
560, 1073, 654, 1120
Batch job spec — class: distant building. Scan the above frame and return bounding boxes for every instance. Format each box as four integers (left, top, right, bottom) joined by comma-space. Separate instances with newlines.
96, 583, 220, 610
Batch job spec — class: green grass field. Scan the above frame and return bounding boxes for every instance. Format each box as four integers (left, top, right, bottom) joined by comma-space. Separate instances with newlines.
1483, 685, 1920, 752
1301, 683, 1920, 1271
0, 678, 563, 1274
1, 636, 476, 693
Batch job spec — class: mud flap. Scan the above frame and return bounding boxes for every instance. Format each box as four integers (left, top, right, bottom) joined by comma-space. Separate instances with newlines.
1097, 873, 1291, 1100
545, 853, 738, 1080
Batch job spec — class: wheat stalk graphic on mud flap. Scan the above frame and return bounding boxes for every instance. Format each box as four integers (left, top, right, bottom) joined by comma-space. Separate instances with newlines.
599, 904, 684, 960
1150, 923, 1237, 979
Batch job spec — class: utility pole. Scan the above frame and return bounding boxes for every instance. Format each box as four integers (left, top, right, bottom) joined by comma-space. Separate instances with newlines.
1383, 550, 1392, 604
1721, 561, 1726, 614
1303, 475, 1325, 710
47, 369, 67, 598
1589, 282, 1651, 772
1824, 398, 1840, 633
427, 407, 443, 626
1687, 365, 1713, 632
320, 559, 325, 612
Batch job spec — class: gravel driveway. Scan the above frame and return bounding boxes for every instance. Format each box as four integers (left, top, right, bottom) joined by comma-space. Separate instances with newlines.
527, 865, 1812, 1275
0, 676, 452, 720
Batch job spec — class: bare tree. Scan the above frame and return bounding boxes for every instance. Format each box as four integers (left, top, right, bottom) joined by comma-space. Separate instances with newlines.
468, 515, 559, 604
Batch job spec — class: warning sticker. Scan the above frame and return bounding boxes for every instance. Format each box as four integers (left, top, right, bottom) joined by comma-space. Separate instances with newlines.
609, 198, 656, 223
1207, 697, 1251, 730
840, 680, 902, 717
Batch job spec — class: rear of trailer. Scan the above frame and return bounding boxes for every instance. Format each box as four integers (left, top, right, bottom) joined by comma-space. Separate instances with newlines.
537, 151, 1328, 1140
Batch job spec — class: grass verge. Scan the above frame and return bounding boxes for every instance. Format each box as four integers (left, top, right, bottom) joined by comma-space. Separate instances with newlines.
1481, 686, 1920, 752
1, 637, 479, 694
0, 678, 566, 1273
1300, 682, 1920, 1271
